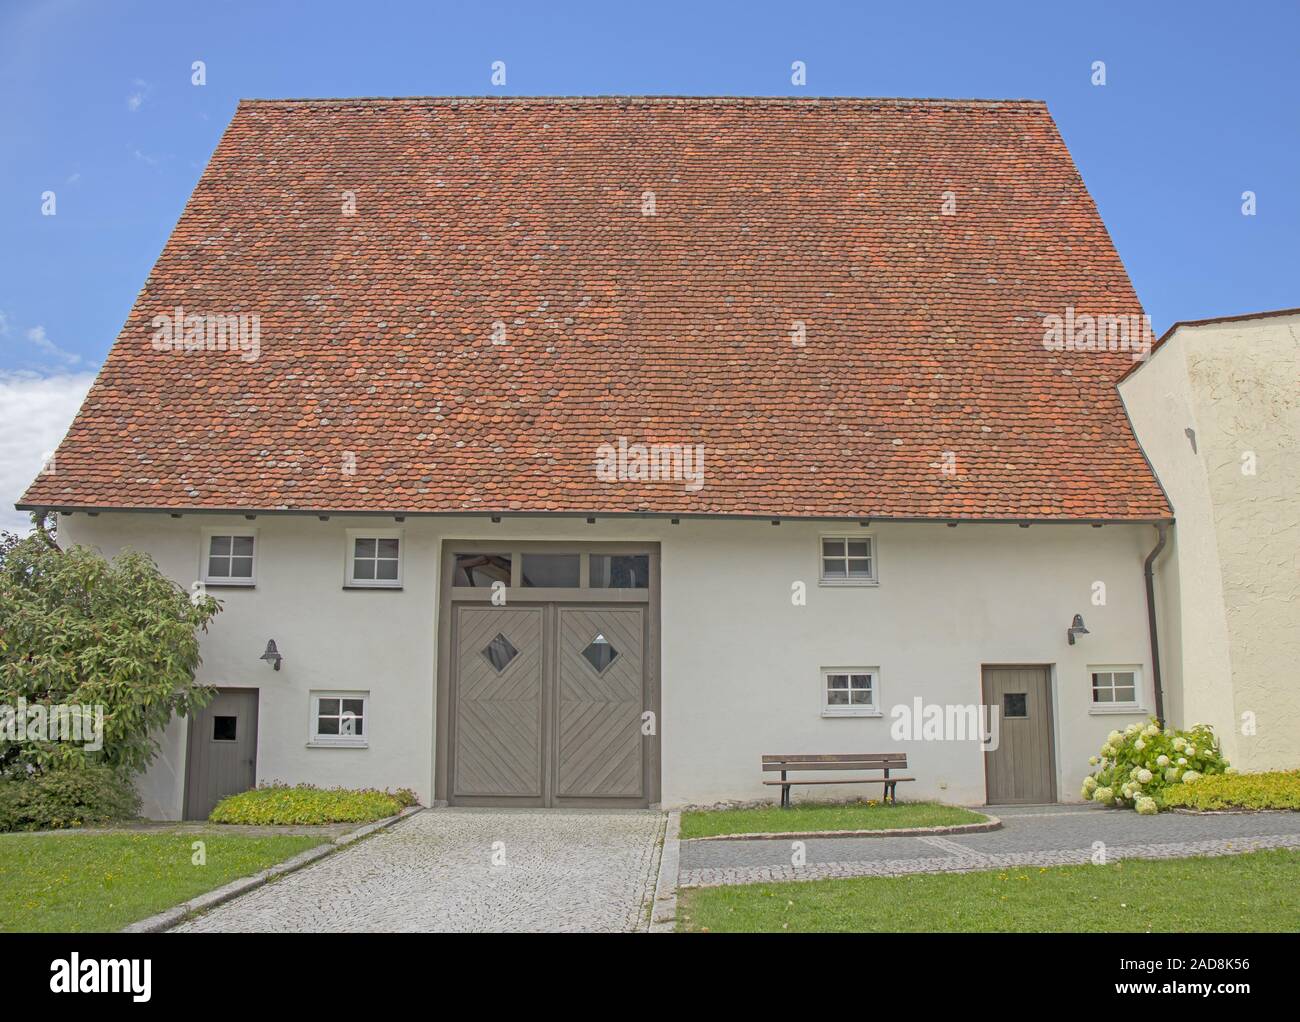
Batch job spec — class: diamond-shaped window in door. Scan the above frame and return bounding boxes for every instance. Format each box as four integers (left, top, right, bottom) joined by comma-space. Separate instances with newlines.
581, 633, 619, 673
482, 633, 519, 673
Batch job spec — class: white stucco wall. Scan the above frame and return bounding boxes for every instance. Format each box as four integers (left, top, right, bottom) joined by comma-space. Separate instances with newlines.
60, 513, 1161, 817
1121, 312, 1300, 772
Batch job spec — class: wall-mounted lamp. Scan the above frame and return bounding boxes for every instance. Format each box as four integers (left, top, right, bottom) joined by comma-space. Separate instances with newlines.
1066, 614, 1090, 646
259, 639, 283, 671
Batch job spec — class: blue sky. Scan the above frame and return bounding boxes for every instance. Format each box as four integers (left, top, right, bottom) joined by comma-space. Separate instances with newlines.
0, 0, 1297, 527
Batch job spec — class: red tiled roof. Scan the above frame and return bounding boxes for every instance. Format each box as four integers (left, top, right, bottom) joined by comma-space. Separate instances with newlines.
22, 97, 1171, 520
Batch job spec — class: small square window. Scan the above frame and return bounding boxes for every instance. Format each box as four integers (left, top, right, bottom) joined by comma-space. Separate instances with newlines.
1090, 667, 1142, 709
310, 691, 368, 745
203, 532, 256, 584
819, 536, 876, 585
822, 668, 878, 716
212, 716, 237, 741
347, 532, 401, 587
1003, 692, 1028, 718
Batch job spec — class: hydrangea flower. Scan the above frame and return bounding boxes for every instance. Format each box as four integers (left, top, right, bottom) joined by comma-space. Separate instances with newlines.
1085, 721, 1225, 813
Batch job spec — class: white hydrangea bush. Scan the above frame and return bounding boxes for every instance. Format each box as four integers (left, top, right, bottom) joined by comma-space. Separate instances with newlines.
1081, 720, 1228, 812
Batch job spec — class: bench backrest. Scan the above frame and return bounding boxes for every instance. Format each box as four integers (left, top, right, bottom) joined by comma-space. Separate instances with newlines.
762, 753, 907, 772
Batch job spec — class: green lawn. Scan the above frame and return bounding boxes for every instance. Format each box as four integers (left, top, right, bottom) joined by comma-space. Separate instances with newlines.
680, 800, 986, 839
0, 830, 324, 932
678, 849, 1300, 932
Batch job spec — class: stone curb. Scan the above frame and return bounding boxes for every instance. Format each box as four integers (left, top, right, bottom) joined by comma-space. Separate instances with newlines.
120, 805, 424, 933
1167, 807, 1299, 816
678, 831, 1300, 889
648, 810, 681, 933
687, 815, 1001, 842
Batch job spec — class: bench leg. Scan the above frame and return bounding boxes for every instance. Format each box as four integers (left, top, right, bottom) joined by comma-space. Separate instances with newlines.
781, 771, 791, 809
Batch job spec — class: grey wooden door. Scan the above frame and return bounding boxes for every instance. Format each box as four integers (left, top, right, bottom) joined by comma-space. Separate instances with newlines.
555, 606, 645, 800
452, 606, 545, 801
185, 688, 258, 819
982, 666, 1056, 805
448, 603, 648, 807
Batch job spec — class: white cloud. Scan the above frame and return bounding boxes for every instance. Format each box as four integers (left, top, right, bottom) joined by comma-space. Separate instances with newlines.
0, 371, 95, 534
24, 325, 81, 366
126, 78, 149, 112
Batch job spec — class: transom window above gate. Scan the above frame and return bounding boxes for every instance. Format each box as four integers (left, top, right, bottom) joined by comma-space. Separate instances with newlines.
521, 553, 579, 587
453, 553, 512, 587
590, 554, 649, 588
450, 550, 651, 593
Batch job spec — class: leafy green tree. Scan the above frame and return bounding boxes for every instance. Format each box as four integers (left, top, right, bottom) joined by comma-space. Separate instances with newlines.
0, 521, 220, 776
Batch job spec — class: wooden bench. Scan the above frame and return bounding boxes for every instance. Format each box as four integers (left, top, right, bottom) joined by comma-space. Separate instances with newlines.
762, 753, 914, 808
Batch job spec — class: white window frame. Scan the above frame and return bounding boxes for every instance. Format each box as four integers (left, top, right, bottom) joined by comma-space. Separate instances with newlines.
818, 533, 878, 586
1088, 664, 1144, 714
308, 690, 369, 748
821, 666, 881, 717
344, 528, 403, 589
200, 527, 258, 586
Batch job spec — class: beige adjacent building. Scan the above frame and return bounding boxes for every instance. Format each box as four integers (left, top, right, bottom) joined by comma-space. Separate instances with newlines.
1120, 309, 1300, 772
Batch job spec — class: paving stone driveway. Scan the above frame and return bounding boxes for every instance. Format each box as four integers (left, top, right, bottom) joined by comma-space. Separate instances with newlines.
679, 804, 1300, 887
174, 808, 665, 933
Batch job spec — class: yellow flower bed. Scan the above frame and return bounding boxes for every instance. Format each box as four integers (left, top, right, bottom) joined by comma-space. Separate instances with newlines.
209, 784, 419, 825
1162, 770, 1300, 812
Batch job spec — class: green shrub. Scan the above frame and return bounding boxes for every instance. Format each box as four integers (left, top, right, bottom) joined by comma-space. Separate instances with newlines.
0, 531, 220, 775
1081, 720, 1229, 812
209, 783, 417, 825
0, 765, 140, 831
1162, 770, 1300, 811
